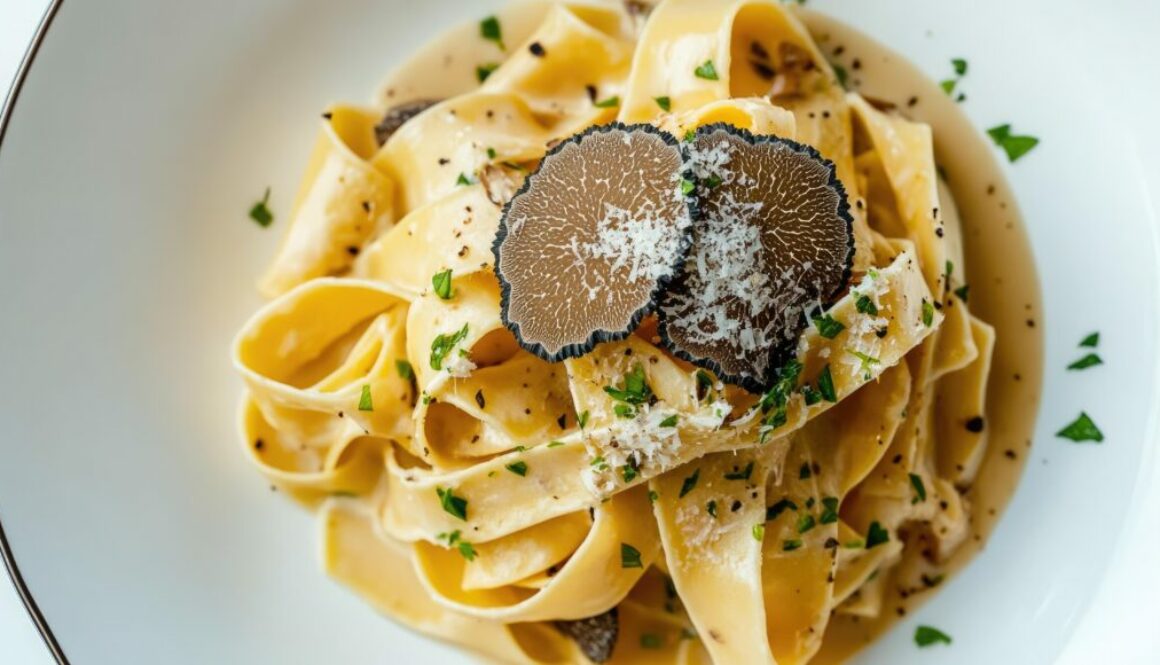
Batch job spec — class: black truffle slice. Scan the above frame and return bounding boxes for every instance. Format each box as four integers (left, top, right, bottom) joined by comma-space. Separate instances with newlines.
659, 124, 854, 391
494, 123, 693, 361
554, 608, 619, 663
374, 99, 440, 146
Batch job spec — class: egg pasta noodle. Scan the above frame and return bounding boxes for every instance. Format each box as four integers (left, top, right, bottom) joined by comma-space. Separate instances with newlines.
231, 1, 995, 662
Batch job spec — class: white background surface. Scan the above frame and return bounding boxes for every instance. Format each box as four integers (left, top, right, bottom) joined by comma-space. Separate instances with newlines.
0, 0, 55, 659
0, 1, 1157, 664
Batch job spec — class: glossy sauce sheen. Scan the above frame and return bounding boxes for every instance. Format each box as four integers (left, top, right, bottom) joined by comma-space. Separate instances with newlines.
801, 11, 1044, 661
378, 7, 1043, 662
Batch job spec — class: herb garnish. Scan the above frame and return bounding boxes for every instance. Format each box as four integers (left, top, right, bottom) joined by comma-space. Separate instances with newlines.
694, 60, 719, 80
680, 177, 696, 195
578, 410, 590, 429
812, 313, 845, 339
437, 530, 477, 561
1056, 412, 1103, 442
594, 96, 620, 108
987, 124, 1039, 162
475, 63, 499, 83
832, 64, 849, 89
621, 464, 638, 483
640, 634, 662, 649
603, 364, 653, 418
796, 513, 816, 534
456, 172, 472, 186
707, 500, 718, 518
358, 384, 374, 411
249, 187, 274, 227
909, 473, 926, 504
660, 414, 679, 428
1080, 332, 1099, 348
752, 524, 765, 541
395, 359, 414, 381
547, 440, 565, 448
952, 58, 968, 76
819, 497, 839, 524
922, 299, 935, 327
654, 96, 672, 111
432, 269, 454, 299
954, 284, 970, 302
766, 498, 798, 521
817, 364, 837, 402
914, 625, 952, 647
855, 294, 878, 316
430, 323, 470, 370
679, 468, 700, 498
436, 487, 468, 521
1067, 353, 1102, 370
865, 520, 889, 548
479, 16, 504, 49
782, 539, 802, 551
505, 460, 528, 476
620, 542, 643, 568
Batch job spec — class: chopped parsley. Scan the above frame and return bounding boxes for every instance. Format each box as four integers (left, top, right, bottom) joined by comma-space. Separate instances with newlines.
952, 58, 968, 76
486, 147, 497, 159
604, 364, 653, 418
648, 490, 659, 504
922, 299, 935, 327
817, 364, 837, 403
640, 633, 662, 649
436, 487, 468, 521
812, 314, 845, 339
614, 403, 636, 419
358, 384, 374, 411
1056, 412, 1103, 443
590, 456, 610, 472
987, 124, 1039, 162
766, 498, 797, 521
621, 464, 638, 483
475, 63, 499, 83
432, 269, 453, 299
724, 461, 754, 481
706, 500, 718, 518
909, 473, 926, 504
1080, 332, 1099, 348
479, 16, 504, 50
660, 414, 679, 428
430, 323, 470, 370
752, 523, 765, 541
437, 530, 477, 561
505, 460, 528, 477
954, 284, 970, 302
801, 385, 822, 406
914, 625, 952, 647
694, 60, 719, 80
620, 542, 643, 568
547, 440, 565, 448
819, 497, 839, 524
855, 294, 878, 316
456, 172, 472, 186
654, 96, 672, 111
249, 187, 274, 227
679, 468, 700, 498
846, 348, 880, 378
395, 359, 414, 381
680, 177, 696, 195
683, 128, 696, 142
1067, 353, 1102, 370
594, 96, 620, 108
940, 79, 957, 95
782, 539, 802, 551
865, 520, 889, 548
578, 410, 590, 429
796, 513, 816, 534
695, 370, 714, 401
832, 63, 849, 89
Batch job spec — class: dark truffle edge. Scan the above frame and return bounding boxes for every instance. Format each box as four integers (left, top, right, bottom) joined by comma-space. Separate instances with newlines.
374, 98, 441, 147
493, 122, 696, 363
656, 122, 856, 394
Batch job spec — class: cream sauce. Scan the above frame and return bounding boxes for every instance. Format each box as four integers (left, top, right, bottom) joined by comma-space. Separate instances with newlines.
801, 11, 1044, 662
375, 5, 1043, 663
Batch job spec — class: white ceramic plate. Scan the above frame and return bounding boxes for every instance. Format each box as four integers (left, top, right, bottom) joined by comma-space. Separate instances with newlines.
2, 1, 1159, 663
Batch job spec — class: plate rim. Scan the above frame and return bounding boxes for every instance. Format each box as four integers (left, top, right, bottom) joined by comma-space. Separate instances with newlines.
0, 0, 69, 662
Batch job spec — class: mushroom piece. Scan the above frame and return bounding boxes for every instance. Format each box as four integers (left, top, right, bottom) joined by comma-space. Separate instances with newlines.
494, 123, 693, 361
374, 98, 440, 146
554, 608, 619, 663
658, 123, 854, 391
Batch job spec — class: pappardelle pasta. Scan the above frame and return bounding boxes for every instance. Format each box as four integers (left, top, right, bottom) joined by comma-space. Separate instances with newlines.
232, 1, 1006, 662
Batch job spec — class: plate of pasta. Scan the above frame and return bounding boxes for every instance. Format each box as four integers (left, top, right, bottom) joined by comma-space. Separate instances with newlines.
1, 0, 1159, 663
